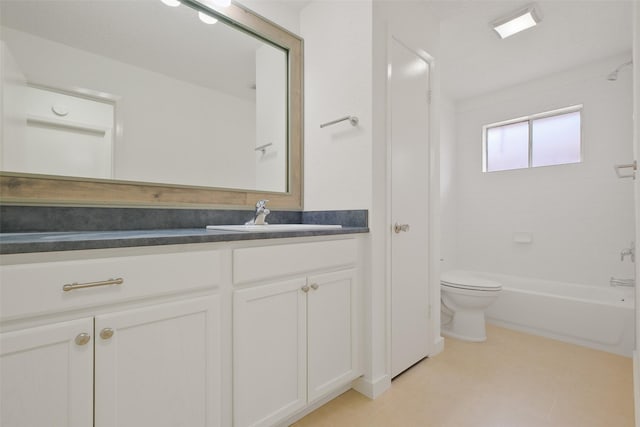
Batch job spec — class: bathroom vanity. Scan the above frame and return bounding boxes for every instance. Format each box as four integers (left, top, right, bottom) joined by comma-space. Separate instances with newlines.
0, 229, 367, 427
0, 0, 370, 424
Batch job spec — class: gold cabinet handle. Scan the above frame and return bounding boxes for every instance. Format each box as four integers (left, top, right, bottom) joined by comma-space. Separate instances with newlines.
75, 333, 91, 346
310, 283, 319, 290
301, 285, 310, 293
100, 328, 114, 340
63, 277, 123, 292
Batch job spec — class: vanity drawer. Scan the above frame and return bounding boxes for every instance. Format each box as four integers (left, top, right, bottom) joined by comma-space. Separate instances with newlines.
0, 250, 222, 321
233, 239, 357, 284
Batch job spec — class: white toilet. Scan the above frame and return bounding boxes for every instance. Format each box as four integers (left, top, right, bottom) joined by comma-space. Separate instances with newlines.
440, 270, 502, 342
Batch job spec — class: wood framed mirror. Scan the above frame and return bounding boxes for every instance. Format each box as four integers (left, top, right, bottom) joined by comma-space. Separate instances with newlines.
0, 0, 303, 209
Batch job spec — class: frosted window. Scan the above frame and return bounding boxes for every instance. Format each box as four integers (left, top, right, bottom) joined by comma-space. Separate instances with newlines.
486, 121, 529, 172
531, 111, 581, 167
483, 106, 582, 173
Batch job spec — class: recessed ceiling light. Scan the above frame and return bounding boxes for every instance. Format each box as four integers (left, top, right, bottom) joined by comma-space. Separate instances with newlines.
198, 11, 218, 24
491, 5, 541, 39
160, 0, 181, 7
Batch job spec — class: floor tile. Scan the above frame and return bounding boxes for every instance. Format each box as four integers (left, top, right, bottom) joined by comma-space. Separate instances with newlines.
292, 325, 635, 427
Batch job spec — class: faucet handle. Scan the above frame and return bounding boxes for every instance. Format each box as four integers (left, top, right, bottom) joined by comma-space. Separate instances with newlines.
256, 199, 269, 209
621, 245, 636, 262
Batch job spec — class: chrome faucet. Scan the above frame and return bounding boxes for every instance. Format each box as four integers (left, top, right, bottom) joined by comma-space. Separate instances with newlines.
246, 199, 270, 225
620, 242, 635, 262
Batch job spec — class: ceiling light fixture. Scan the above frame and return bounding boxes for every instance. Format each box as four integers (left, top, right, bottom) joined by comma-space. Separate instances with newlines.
160, 0, 181, 7
198, 11, 218, 24
491, 5, 541, 39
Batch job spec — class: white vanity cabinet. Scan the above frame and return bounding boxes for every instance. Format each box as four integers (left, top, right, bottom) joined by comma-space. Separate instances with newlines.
0, 234, 365, 427
94, 296, 219, 427
0, 317, 94, 426
0, 247, 222, 427
232, 239, 361, 427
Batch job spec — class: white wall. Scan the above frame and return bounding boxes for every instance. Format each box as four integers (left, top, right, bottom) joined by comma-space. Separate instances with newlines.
238, 0, 300, 35
452, 53, 635, 287
1, 27, 258, 190
440, 94, 457, 273
255, 45, 287, 192
301, 1, 373, 211
0, 39, 26, 168
244, 0, 374, 210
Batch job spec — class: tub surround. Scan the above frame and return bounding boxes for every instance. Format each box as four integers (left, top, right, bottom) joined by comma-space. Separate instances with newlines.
0, 206, 368, 254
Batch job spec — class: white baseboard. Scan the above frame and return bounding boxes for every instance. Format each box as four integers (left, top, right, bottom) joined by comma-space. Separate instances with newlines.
634, 351, 639, 427
432, 336, 445, 356
352, 374, 391, 399
282, 374, 392, 426
280, 384, 352, 427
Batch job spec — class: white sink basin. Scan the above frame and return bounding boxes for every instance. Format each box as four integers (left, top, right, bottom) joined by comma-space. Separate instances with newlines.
206, 224, 342, 233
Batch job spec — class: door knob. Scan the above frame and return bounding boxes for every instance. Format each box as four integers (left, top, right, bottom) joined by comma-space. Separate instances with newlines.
394, 223, 410, 233
100, 328, 114, 340
301, 285, 310, 293
75, 333, 91, 346
310, 283, 319, 290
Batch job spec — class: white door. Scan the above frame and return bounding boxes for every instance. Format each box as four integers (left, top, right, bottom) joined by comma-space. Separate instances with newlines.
307, 269, 359, 401
94, 296, 220, 427
389, 37, 431, 378
0, 317, 94, 427
233, 278, 307, 427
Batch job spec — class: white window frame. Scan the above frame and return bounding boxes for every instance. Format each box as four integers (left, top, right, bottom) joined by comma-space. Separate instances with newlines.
482, 105, 583, 172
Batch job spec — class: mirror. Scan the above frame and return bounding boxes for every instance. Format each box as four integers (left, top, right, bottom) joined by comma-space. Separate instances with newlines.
0, 0, 303, 209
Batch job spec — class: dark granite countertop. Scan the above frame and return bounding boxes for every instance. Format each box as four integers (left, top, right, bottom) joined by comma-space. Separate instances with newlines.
0, 226, 369, 254
0, 207, 369, 254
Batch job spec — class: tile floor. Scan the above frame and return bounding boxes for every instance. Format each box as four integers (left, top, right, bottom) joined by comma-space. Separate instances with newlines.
293, 325, 635, 427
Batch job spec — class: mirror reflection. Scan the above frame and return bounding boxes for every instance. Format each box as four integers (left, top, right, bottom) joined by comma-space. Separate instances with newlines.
0, 0, 288, 193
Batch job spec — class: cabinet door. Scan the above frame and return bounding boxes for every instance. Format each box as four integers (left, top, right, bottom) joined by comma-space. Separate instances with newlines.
233, 278, 307, 427
307, 269, 360, 402
0, 317, 94, 427
94, 295, 220, 427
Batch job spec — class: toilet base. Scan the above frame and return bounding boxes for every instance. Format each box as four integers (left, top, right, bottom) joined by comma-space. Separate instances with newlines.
441, 326, 487, 342
441, 309, 488, 342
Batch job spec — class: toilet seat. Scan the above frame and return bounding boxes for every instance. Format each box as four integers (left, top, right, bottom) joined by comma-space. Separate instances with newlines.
441, 271, 502, 292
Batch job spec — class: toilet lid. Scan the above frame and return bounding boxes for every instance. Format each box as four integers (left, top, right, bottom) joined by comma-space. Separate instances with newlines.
441, 271, 502, 291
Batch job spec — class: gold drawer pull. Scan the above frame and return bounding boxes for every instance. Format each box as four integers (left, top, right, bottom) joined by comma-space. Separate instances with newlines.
63, 277, 124, 292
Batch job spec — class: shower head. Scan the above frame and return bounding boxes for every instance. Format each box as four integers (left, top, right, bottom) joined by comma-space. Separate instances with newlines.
607, 60, 633, 81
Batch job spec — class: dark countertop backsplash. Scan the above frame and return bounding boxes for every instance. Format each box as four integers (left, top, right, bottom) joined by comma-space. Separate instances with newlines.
0, 206, 368, 233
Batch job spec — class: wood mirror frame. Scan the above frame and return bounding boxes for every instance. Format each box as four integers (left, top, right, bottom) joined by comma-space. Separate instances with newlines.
0, 1, 303, 210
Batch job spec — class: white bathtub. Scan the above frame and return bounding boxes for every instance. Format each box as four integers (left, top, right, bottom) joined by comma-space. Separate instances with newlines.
474, 272, 635, 356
